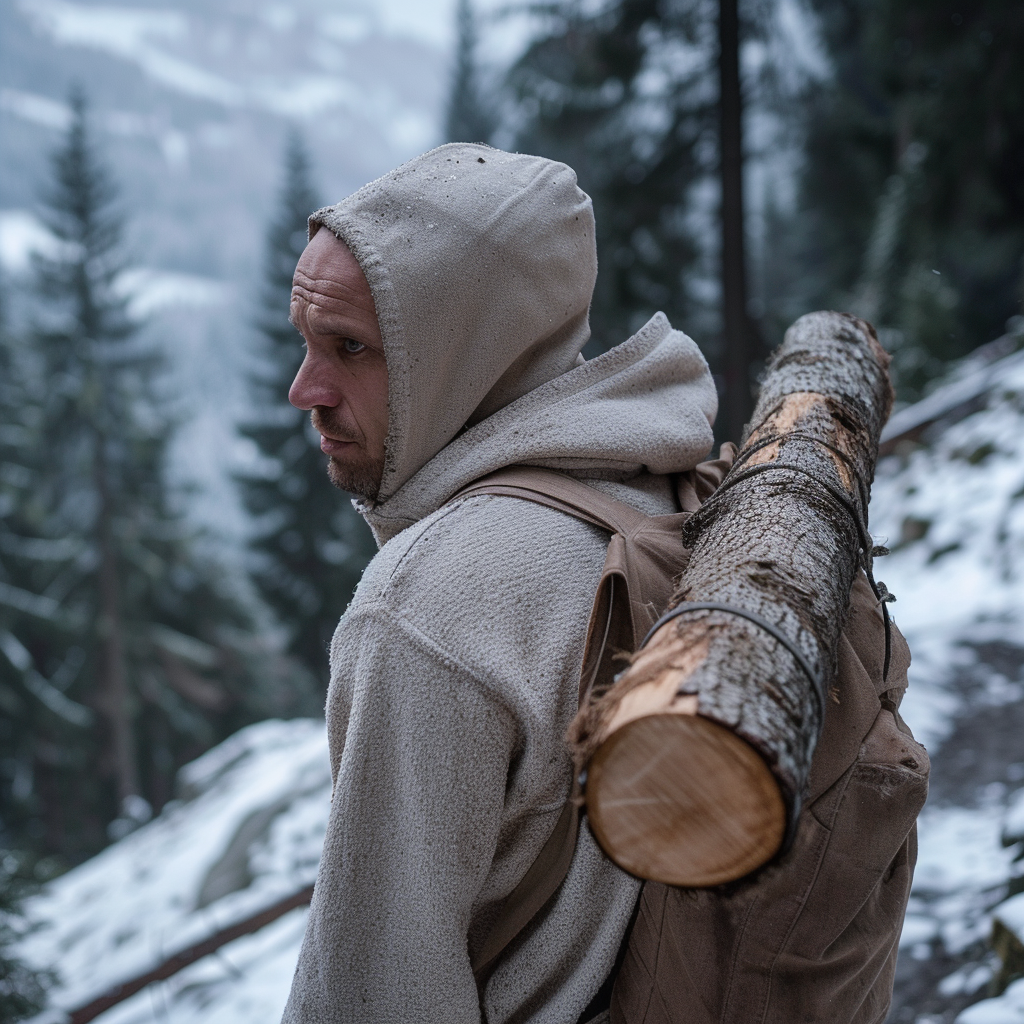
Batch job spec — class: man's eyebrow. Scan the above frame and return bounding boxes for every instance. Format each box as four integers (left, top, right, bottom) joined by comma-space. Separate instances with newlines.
302, 306, 363, 336
287, 305, 351, 335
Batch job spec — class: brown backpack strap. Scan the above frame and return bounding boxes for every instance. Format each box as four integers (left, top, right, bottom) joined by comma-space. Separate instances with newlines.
455, 466, 697, 991
455, 467, 684, 661
470, 797, 580, 986
454, 466, 650, 538
457, 468, 650, 988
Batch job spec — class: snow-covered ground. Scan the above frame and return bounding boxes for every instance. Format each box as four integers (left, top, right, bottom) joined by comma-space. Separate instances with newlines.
870, 337, 1024, 1022
19, 719, 331, 1024
17, 336, 1024, 1023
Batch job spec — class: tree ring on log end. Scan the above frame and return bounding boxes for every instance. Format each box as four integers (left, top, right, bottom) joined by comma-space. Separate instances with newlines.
585, 713, 786, 886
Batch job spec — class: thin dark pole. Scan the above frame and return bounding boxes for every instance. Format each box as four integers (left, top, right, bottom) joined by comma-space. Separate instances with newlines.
719, 0, 753, 444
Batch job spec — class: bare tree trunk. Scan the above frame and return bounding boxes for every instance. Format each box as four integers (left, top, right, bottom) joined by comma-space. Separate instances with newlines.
578, 311, 893, 886
95, 438, 139, 802
719, 0, 754, 444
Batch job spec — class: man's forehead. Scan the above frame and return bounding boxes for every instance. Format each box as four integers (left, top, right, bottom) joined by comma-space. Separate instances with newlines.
291, 269, 365, 306
292, 230, 375, 311
296, 229, 360, 280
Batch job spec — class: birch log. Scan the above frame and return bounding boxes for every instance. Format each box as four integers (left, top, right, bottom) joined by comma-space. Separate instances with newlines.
575, 311, 893, 887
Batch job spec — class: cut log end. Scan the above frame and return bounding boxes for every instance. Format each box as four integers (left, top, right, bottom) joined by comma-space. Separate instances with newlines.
585, 712, 787, 886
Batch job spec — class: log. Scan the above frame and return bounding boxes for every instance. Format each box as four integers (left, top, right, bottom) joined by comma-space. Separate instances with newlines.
573, 311, 893, 887
64, 884, 314, 1024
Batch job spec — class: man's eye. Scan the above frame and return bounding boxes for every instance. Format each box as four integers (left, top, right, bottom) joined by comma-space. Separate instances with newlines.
343, 338, 366, 354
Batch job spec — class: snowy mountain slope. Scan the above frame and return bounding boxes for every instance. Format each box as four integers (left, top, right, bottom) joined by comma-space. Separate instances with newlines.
19, 719, 330, 1023
17, 335, 1024, 1023
1, 0, 450, 208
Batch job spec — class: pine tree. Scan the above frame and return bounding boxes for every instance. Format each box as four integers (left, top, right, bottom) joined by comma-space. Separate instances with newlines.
0, 92, 310, 864
0, 252, 95, 855
0, 851, 50, 1023
793, 0, 1024, 398
0, 285, 50, 1022
236, 134, 376, 691
507, 0, 720, 356
445, 0, 498, 145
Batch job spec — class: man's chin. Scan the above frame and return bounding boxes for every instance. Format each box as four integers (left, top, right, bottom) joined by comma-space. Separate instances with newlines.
327, 455, 384, 502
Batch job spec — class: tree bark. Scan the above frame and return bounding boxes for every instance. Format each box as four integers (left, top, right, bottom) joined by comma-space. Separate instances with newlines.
95, 435, 139, 802
579, 311, 893, 886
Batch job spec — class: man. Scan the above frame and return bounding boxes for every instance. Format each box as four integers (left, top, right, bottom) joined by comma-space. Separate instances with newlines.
282, 143, 717, 1023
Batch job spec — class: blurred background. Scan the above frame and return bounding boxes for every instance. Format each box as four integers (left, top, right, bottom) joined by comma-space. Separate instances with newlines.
1, 1, 1023, 1022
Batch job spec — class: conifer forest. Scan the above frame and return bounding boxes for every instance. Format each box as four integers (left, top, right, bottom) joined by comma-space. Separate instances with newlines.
1, 1, 1023, 1021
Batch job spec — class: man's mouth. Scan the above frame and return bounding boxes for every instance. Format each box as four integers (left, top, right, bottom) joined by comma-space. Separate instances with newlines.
311, 411, 360, 455
319, 434, 358, 456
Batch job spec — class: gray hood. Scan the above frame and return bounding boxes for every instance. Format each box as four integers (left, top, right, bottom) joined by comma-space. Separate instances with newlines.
310, 142, 717, 545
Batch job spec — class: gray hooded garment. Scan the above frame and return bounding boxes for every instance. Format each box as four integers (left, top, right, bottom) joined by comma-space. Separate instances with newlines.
281, 144, 717, 1024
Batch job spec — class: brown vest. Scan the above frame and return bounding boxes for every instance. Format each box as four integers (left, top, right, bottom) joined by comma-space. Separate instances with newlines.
454, 458, 928, 1024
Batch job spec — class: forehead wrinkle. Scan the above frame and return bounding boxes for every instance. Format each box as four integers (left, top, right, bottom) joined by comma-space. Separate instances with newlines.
292, 268, 375, 311
303, 302, 360, 335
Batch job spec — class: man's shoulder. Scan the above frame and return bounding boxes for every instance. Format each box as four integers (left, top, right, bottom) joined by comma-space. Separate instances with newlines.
357, 491, 610, 609
335, 493, 610, 701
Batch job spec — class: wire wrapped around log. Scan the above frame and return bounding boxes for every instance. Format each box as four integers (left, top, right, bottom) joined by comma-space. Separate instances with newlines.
572, 311, 894, 887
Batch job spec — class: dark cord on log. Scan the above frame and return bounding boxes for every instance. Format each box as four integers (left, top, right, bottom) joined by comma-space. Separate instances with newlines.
574, 311, 893, 887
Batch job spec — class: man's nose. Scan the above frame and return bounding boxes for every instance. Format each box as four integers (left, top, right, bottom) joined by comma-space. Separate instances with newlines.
289, 351, 341, 411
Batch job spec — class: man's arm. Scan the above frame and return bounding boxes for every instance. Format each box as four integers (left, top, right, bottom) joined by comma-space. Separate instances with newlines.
282, 604, 521, 1024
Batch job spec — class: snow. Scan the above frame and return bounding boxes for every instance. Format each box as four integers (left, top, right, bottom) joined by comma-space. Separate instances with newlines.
319, 12, 373, 44
16, 0, 446, 118
996, 894, 1024, 945
14, 0, 528, 124
941, 964, 995, 998
913, 803, 1018, 898
0, 209, 67, 273
867, 347, 1024, 1017
19, 719, 330, 1020
92, 908, 310, 1024
1007, 788, 1024, 841
773, 0, 830, 82
17, 1, 245, 107
901, 914, 941, 948
115, 267, 227, 318
2, 91, 192, 170
879, 346, 1024, 450
250, 75, 361, 120
0, 88, 73, 131
21, 1, 188, 51
869, 355, 1024, 755
958, 979, 1024, 1023
0, 212, 225, 315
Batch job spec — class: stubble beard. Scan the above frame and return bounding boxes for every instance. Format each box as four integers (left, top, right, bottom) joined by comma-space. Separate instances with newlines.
312, 408, 385, 502
326, 454, 384, 503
